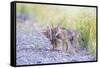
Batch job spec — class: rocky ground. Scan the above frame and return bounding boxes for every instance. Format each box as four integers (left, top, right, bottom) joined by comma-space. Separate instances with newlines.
16, 48, 96, 65
16, 28, 96, 65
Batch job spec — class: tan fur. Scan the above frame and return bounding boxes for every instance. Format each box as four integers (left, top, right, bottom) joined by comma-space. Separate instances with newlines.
42, 25, 81, 53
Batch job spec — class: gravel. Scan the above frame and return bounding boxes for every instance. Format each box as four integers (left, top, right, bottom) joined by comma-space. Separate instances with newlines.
16, 29, 96, 65
16, 29, 52, 51
16, 48, 96, 65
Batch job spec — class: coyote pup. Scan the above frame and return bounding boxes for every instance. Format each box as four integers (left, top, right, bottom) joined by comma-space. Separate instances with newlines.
42, 25, 81, 53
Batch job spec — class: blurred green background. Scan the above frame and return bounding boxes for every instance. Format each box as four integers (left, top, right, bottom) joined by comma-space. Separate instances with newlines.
16, 3, 96, 55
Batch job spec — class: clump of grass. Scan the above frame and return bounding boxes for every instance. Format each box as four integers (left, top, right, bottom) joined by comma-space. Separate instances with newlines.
75, 15, 96, 55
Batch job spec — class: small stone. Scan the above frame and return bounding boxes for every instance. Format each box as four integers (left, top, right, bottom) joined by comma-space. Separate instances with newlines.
37, 61, 41, 64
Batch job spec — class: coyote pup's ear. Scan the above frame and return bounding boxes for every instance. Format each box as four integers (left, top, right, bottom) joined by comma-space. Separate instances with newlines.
56, 27, 62, 35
